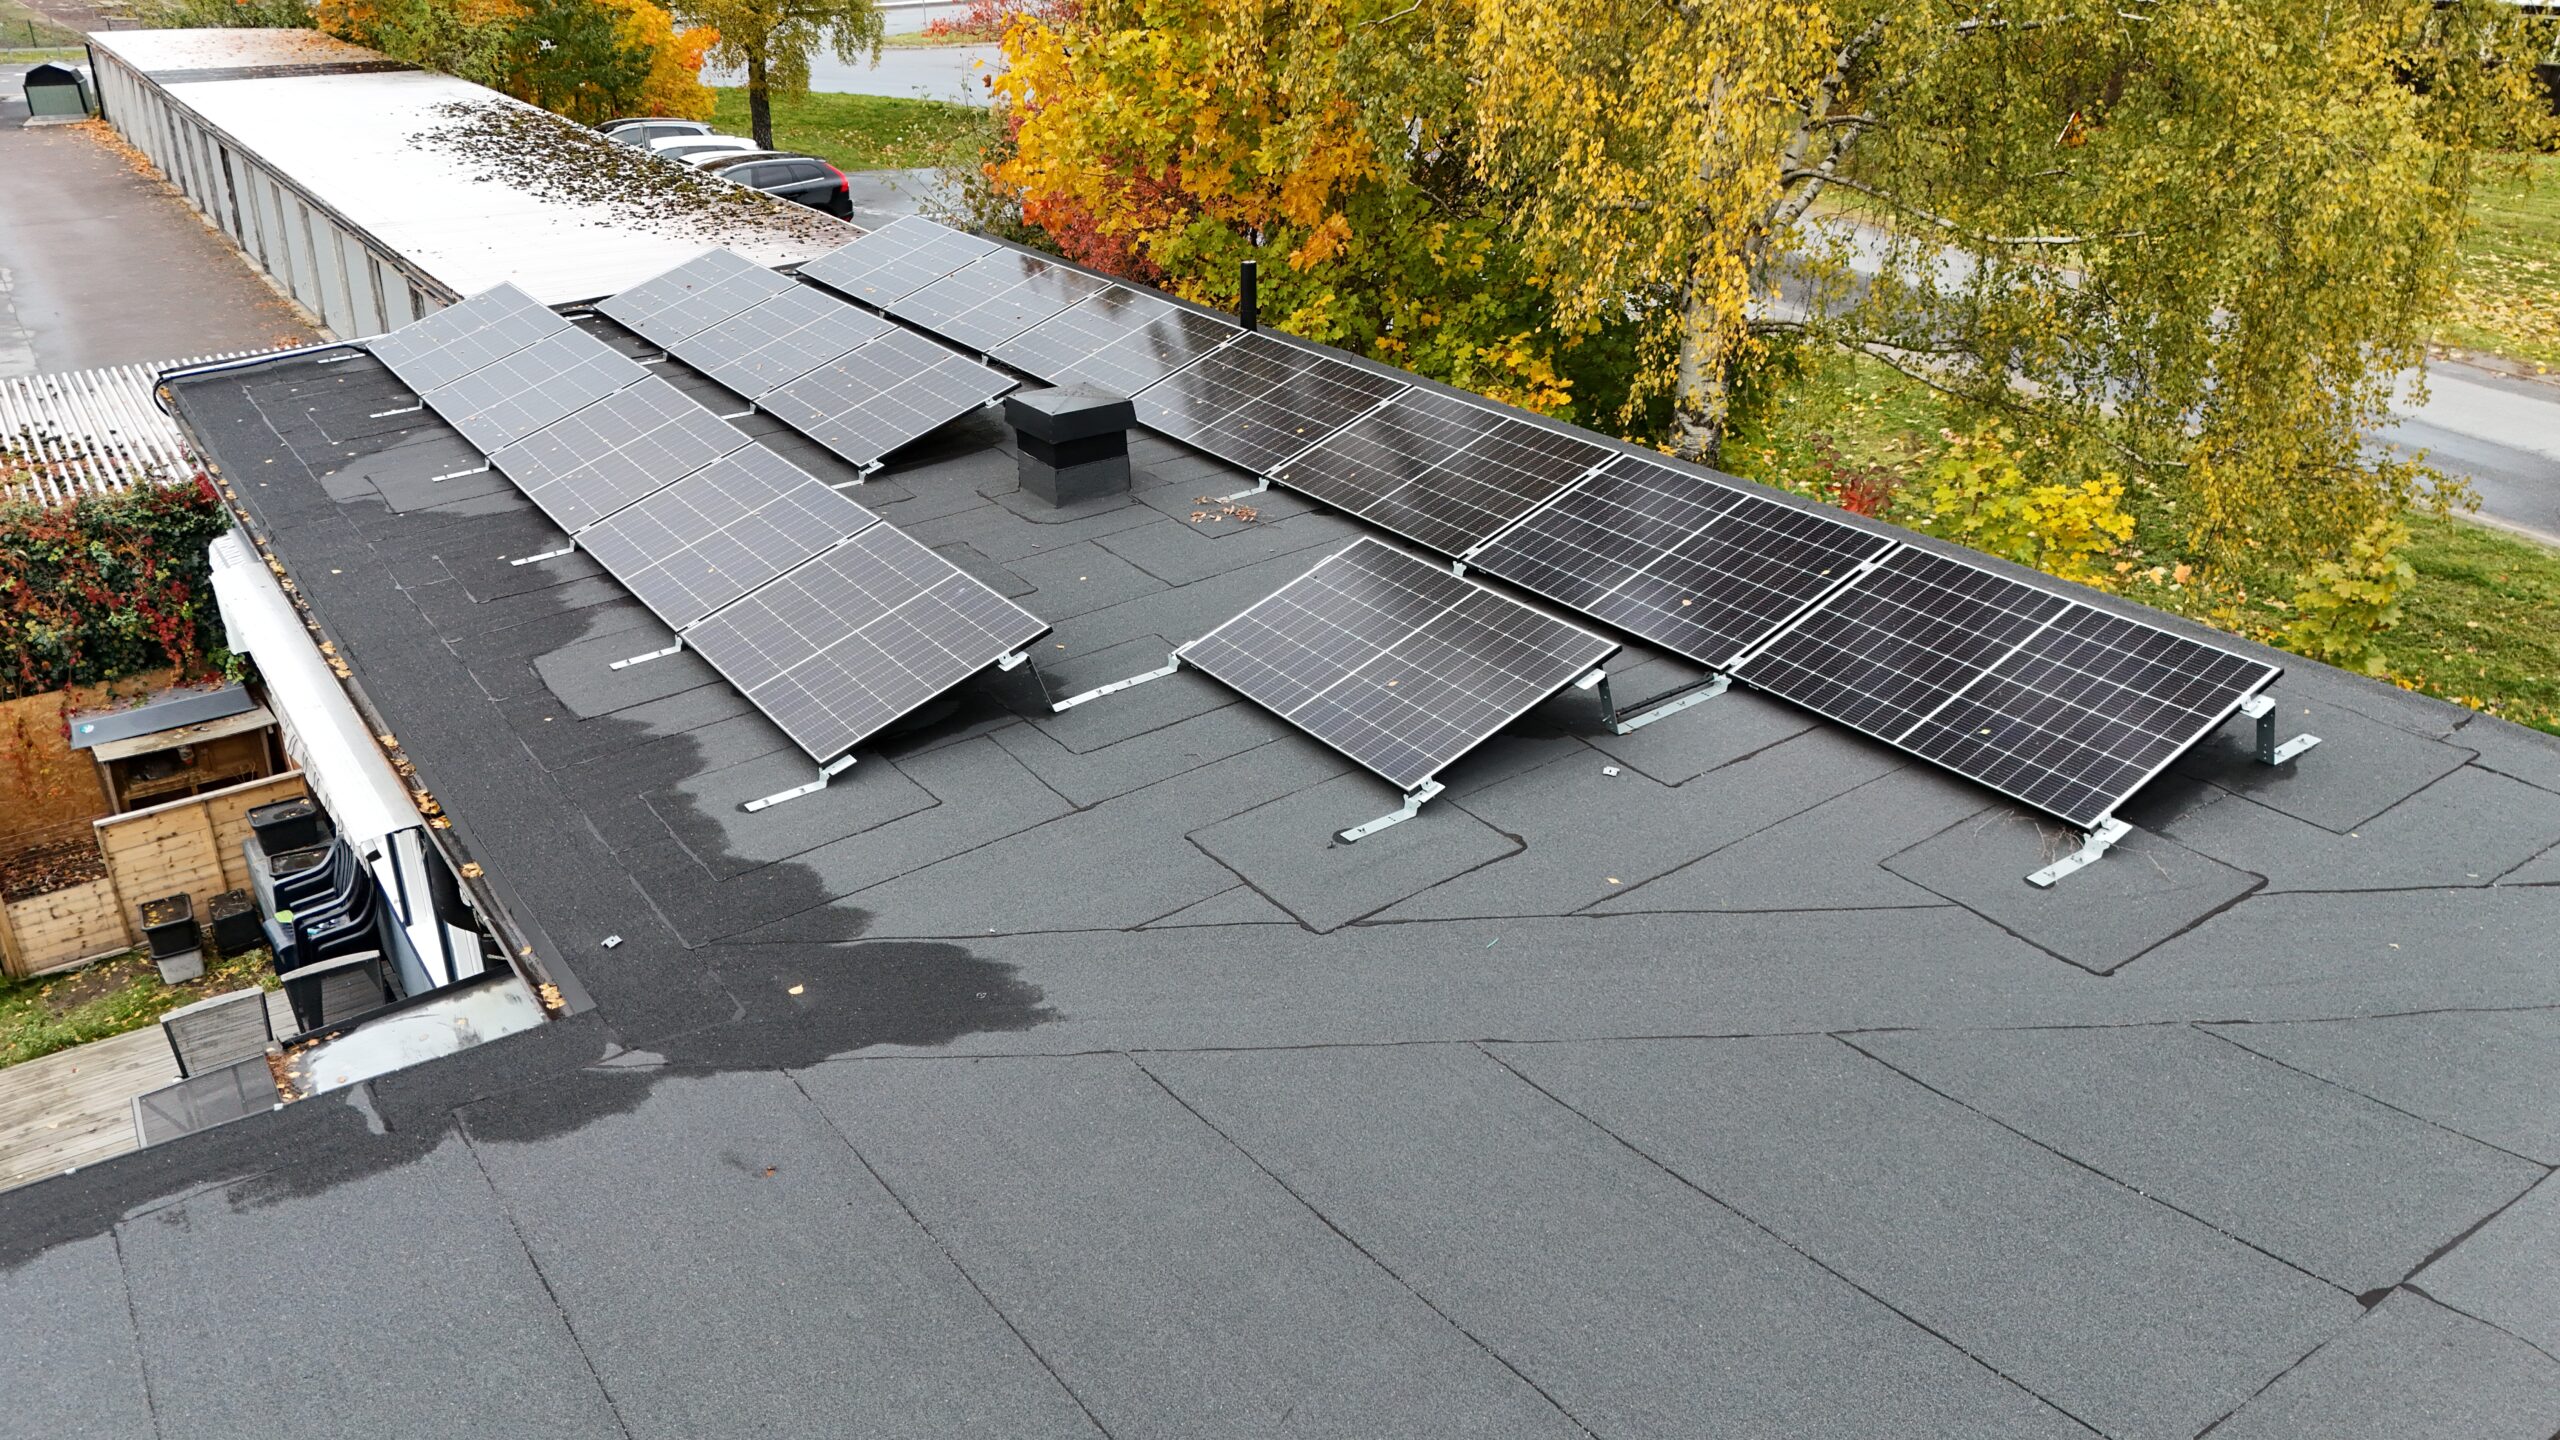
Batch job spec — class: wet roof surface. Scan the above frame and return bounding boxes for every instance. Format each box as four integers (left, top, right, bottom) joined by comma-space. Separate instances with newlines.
8, 304, 2560, 1439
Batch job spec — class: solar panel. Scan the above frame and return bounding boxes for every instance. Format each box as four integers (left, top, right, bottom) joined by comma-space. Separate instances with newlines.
798, 216, 1000, 307
427, 329, 649, 454
490, 377, 752, 532
367, 283, 568, 394
890, 250, 1113, 353
686, 523, 1049, 762
1181, 538, 1618, 792
987, 285, 1239, 394
759, 328, 1011, 468
1133, 330, 1408, 475
595, 248, 796, 347
578, 446, 879, 630
1268, 389, 1614, 556
1732, 547, 2277, 828
674, 286, 896, 398
1469, 454, 1897, 670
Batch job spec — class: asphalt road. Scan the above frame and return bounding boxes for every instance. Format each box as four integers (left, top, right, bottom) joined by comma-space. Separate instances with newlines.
2383, 361, 2560, 545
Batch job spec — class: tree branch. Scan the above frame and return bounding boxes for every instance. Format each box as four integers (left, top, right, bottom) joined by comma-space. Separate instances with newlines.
1786, 172, 2146, 247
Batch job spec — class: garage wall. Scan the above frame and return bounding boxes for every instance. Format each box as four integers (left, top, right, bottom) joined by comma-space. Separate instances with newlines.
89, 52, 443, 339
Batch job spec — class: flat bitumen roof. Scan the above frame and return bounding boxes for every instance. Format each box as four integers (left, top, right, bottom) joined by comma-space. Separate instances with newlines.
8, 303, 2559, 1439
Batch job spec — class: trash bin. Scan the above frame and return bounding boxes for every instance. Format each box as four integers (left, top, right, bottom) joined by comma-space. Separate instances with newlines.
140, 893, 206, 984
23, 63, 93, 122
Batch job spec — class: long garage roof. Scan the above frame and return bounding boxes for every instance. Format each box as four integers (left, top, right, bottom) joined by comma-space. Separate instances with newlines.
88, 29, 851, 306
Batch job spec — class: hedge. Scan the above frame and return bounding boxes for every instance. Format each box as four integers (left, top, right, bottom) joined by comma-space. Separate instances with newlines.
0, 479, 234, 701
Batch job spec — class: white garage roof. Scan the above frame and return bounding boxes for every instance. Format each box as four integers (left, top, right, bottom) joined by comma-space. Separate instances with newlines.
89, 31, 851, 307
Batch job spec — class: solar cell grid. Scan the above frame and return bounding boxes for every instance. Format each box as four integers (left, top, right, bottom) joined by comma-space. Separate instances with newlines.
675, 286, 895, 398
490, 377, 750, 531
427, 329, 649, 454
892, 250, 1113, 353
1271, 389, 1614, 556
596, 248, 795, 347
799, 216, 1000, 307
759, 328, 1010, 468
1735, 547, 2069, 746
1733, 546, 2277, 828
578, 446, 878, 629
1181, 539, 1617, 791
1471, 454, 1895, 669
369, 283, 568, 394
1900, 604, 2276, 828
686, 523, 1048, 761
988, 286, 1238, 393
1133, 331, 1408, 475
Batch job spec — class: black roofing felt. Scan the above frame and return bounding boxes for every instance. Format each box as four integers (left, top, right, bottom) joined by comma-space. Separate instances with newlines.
7, 309, 2560, 1439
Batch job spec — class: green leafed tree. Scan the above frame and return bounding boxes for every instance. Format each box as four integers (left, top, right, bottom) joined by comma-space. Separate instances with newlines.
1470, 0, 2558, 570
995, 0, 2554, 579
674, 0, 885, 149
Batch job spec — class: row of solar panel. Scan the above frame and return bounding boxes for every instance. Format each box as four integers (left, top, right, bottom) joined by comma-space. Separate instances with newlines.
593, 247, 1014, 470
364, 282, 1047, 767
790, 217, 2278, 829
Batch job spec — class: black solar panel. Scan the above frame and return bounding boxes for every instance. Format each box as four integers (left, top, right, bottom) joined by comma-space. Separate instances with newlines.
686, 523, 1049, 762
490, 376, 751, 531
368, 283, 568, 394
987, 285, 1238, 394
1470, 454, 1896, 670
1133, 331, 1407, 475
1268, 389, 1613, 556
890, 250, 1113, 353
674, 286, 896, 398
1733, 547, 2277, 828
578, 446, 879, 630
595, 248, 796, 347
798, 216, 1000, 307
427, 330, 649, 453
1181, 538, 1618, 792
759, 328, 1011, 468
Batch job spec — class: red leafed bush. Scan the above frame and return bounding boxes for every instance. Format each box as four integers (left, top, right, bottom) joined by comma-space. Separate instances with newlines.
0, 478, 235, 700
922, 0, 1080, 42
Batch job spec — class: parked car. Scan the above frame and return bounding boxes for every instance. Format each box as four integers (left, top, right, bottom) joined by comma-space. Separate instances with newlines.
697, 151, 855, 218
600, 117, 713, 148
649, 135, 761, 164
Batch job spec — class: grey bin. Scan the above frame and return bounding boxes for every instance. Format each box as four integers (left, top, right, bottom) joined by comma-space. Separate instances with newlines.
23, 63, 93, 122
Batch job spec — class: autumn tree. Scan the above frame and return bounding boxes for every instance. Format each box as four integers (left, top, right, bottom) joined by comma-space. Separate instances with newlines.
1473, 0, 2554, 569
313, 0, 716, 121
995, 0, 2551, 578
990, 0, 1577, 413
672, 0, 885, 149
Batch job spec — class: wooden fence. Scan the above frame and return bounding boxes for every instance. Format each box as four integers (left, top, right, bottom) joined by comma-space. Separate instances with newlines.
0, 771, 307, 978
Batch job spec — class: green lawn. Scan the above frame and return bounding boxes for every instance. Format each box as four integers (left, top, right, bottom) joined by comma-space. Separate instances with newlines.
2382, 515, 2560, 734
0, 947, 280, 1070
1725, 349, 2560, 735
0, 0, 79, 50
2443, 153, 2560, 369
706, 89, 986, 172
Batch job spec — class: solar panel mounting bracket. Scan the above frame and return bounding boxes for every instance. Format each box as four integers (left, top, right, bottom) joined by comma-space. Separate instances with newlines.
1337, 780, 1444, 844
2241, 694, 2320, 766
1216, 475, 1271, 505
609, 636, 684, 670
1596, 672, 1730, 735
1050, 651, 1182, 712
369, 403, 424, 419
432, 462, 493, 484
741, 753, 857, 813
509, 539, 576, 567
2026, 817, 2132, 888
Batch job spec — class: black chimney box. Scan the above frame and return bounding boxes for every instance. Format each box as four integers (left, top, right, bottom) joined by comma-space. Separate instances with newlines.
1004, 385, 1136, 507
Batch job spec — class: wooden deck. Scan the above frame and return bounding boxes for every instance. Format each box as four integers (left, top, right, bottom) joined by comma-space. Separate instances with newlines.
0, 990, 294, 1192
